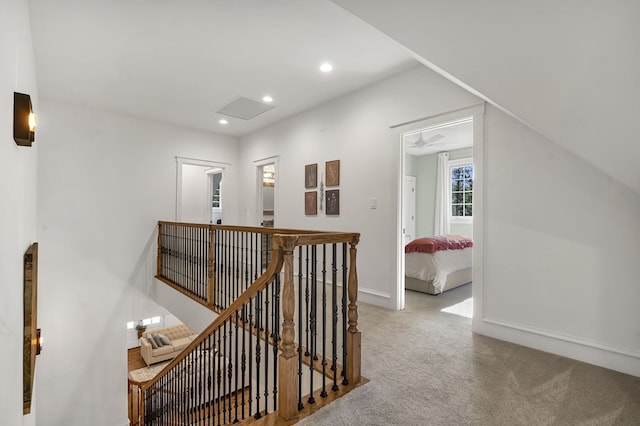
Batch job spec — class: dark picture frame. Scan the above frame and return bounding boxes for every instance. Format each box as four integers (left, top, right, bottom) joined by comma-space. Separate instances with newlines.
23, 242, 38, 414
305, 163, 317, 188
326, 189, 340, 215
325, 160, 340, 187
305, 191, 317, 215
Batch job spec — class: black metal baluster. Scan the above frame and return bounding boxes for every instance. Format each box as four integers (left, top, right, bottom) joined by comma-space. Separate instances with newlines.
308, 244, 317, 404
241, 301, 247, 421
248, 297, 253, 418
254, 290, 262, 419
272, 274, 280, 411
196, 227, 200, 298
227, 321, 234, 423
332, 243, 339, 392
202, 226, 206, 301
225, 321, 231, 423
244, 232, 250, 293
169, 224, 174, 285
304, 245, 310, 357
233, 230, 238, 304
216, 328, 222, 424
263, 281, 270, 414
234, 308, 240, 423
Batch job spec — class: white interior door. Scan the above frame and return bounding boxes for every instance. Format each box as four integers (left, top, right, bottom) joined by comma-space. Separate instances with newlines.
403, 176, 416, 244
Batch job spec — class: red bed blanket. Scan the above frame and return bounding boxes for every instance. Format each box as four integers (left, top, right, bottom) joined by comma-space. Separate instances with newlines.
405, 235, 473, 254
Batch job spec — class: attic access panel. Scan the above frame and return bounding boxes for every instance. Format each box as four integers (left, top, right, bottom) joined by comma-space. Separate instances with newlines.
216, 97, 275, 120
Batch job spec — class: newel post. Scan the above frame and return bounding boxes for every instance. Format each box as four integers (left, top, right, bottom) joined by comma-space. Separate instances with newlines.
207, 225, 215, 307
278, 236, 298, 420
346, 236, 361, 385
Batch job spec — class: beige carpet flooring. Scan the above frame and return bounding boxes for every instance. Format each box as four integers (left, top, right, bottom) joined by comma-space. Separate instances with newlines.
297, 284, 640, 425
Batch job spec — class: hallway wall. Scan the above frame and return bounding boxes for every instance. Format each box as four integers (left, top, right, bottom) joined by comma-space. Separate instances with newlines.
0, 0, 39, 424
36, 101, 239, 426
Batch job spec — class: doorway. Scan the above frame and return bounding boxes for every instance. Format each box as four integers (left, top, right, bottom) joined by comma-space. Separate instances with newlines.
176, 157, 228, 224
207, 169, 223, 224
392, 103, 485, 316
254, 156, 279, 227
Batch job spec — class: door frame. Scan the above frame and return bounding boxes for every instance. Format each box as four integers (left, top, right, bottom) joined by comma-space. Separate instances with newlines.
390, 103, 485, 316
403, 175, 416, 244
253, 155, 280, 227
175, 156, 229, 222
205, 168, 223, 224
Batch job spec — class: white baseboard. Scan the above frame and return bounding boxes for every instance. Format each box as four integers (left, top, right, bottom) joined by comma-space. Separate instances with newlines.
473, 318, 640, 377
357, 286, 392, 309
301, 276, 393, 309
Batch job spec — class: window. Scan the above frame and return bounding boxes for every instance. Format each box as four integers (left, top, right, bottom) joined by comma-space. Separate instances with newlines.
449, 159, 473, 221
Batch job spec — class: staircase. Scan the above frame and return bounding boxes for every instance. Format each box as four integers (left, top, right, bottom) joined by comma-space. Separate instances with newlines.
129, 222, 362, 425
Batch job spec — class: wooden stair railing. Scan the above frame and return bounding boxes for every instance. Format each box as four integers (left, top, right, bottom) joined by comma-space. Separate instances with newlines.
139, 222, 361, 425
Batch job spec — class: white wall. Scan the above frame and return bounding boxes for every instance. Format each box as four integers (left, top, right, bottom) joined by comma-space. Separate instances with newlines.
238, 66, 479, 309
0, 1, 39, 425
334, 0, 640, 376
475, 105, 640, 376
37, 101, 239, 426
180, 163, 211, 223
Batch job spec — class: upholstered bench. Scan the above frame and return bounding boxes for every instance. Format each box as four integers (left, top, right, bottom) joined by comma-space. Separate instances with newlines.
140, 324, 197, 366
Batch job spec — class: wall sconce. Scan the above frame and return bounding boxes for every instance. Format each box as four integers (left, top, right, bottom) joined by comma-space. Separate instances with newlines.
14, 92, 36, 147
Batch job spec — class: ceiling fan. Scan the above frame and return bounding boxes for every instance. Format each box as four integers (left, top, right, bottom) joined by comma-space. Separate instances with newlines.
406, 133, 445, 148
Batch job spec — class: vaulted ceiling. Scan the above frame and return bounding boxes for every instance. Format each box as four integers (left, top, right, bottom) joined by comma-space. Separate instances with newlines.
29, 1, 640, 194
332, 0, 640, 194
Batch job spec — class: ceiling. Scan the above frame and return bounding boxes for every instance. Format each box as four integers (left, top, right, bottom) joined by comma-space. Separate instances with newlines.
28, 0, 417, 136
332, 0, 640, 195
404, 119, 473, 157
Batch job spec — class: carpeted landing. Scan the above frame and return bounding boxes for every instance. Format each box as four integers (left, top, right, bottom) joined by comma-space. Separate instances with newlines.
297, 284, 640, 425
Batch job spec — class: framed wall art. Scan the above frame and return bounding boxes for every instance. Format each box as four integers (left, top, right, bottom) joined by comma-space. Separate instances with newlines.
305, 163, 317, 188
325, 160, 340, 187
305, 191, 317, 215
326, 189, 339, 215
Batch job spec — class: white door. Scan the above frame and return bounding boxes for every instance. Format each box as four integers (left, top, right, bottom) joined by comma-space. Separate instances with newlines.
403, 176, 416, 244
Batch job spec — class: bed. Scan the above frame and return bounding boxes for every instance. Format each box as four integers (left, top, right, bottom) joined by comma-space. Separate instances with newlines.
404, 235, 473, 295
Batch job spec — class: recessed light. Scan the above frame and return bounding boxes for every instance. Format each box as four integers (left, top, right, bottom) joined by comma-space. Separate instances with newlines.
219, 119, 228, 125
320, 62, 333, 73
262, 95, 273, 103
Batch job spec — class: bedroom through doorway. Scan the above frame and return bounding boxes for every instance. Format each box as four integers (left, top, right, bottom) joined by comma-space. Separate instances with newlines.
394, 103, 484, 320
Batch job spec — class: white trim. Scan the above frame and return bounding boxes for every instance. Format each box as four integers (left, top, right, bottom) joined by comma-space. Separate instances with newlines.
358, 287, 393, 310
391, 102, 485, 312
176, 157, 229, 222
475, 318, 640, 377
254, 156, 280, 227
359, 287, 391, 299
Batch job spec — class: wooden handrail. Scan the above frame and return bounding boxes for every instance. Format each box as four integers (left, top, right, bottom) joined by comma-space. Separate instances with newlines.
148, 222, 362, 423
141, 233, 287, 392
